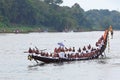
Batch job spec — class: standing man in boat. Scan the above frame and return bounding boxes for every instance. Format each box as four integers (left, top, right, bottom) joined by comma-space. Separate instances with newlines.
109, 25, 113, 39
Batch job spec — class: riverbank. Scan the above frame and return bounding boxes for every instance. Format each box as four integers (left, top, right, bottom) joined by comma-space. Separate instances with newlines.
0, 27, 41, 33
0, 24, 116, 33
0, 22, 113, 33
0, 22, 57, 33
0, 25, 58, 33
0, 27, 101, 33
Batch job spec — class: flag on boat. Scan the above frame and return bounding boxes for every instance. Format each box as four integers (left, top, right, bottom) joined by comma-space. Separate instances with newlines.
57, 42, 64, 47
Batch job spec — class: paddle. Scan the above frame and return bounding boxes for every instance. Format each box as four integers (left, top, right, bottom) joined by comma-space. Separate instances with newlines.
24, 46, 47, 53
40, 49, 47, 51
24, 51, 29, 53
35, 46, 47, 51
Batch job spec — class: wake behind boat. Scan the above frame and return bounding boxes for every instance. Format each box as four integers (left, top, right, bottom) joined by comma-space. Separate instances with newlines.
26, 26, 113, 63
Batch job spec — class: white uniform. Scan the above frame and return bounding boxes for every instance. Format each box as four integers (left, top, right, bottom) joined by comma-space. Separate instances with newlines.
59, 52, 65, 58
87, 49, 91, 53
101, 40, 104, 46
82, 50, 87, 54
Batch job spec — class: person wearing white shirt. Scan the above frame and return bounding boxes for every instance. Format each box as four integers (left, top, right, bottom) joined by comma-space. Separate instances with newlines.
58, 52, 65, 58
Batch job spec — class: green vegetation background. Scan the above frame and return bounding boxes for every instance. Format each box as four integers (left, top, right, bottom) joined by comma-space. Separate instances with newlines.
0, 0, 120, 32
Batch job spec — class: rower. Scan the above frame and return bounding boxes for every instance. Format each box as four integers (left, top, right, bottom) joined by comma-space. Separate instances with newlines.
28, 47, 33, 53
96, 42, 104, 57
54, 47, 57, 53
69, 47, 72, 52
61, 47, 65, 52
82, 46, 87, 54
35, 47, 39, 54
58, 51, 65, 58
96, 42, 100, 50
32, 48, 36, 53
72, 47, 75, 52
78, 47, 81, 53
58, 47, 61, 53
87, 44, 91, 53
98, 39, 104, 49
65, 47, 68, 52
35, 49, 39, 54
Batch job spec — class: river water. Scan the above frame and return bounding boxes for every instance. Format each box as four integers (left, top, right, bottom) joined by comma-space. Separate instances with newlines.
0, 31, 120, 80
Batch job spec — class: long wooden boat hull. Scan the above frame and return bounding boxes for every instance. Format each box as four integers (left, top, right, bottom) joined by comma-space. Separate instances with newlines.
29, 53, 100, 63
28, 41, 106, 63
28, 42, 107, 63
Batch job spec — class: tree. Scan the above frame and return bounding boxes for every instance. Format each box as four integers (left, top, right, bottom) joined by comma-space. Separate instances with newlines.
0, 0, 120, 31
44, 0, 63, 5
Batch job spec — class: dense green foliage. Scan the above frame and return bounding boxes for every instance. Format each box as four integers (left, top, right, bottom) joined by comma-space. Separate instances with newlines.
0, 0, 120, 32
85, 9, 120, 30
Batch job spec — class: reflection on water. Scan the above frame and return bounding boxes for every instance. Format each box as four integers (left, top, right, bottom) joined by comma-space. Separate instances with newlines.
28, 63, 46, 68
112, 63, 120, 66
97, 60, 108, 65
0, 31, 120, 80
28, 66, 38, 71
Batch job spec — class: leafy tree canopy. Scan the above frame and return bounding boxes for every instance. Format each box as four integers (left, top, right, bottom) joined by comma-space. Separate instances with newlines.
0, 0, 120, 31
